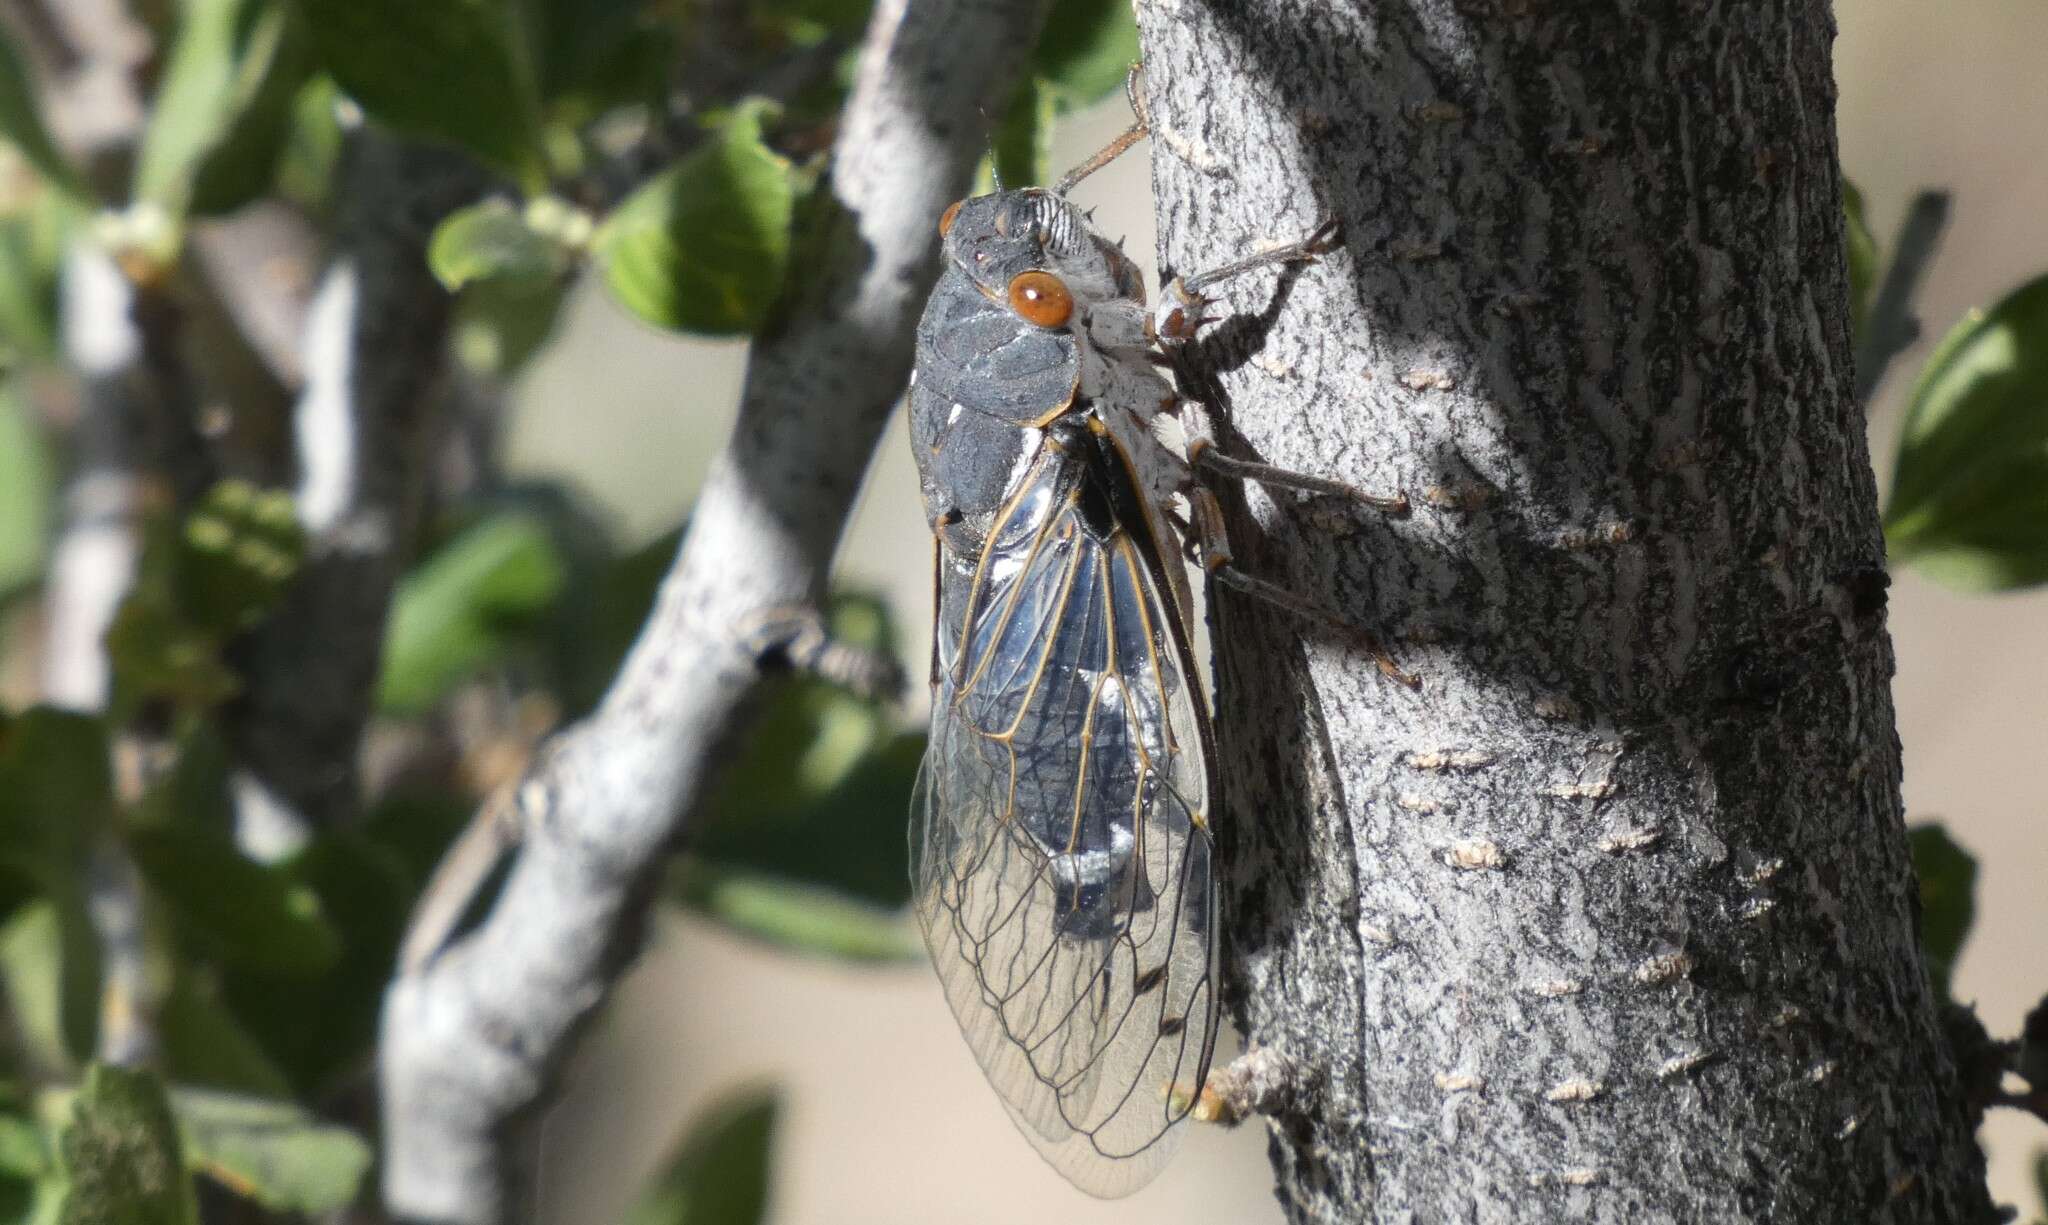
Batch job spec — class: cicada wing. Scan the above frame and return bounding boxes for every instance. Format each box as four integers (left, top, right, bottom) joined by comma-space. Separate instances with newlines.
911, 451, 1219, 1199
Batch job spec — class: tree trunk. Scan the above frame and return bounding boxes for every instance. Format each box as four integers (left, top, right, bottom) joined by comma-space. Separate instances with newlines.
1133, 2, 1993, 1221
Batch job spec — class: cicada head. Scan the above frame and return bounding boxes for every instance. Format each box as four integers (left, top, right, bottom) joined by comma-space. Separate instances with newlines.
937, 188, 1146, 322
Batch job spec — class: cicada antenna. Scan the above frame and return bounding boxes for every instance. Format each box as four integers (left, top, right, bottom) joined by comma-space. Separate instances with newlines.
1052, 63, 1149, 195
977, 104, 1004, 191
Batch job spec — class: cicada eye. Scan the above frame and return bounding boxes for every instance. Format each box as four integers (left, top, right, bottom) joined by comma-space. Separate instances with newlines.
1007, 270, 1074, 328
938, 199, 964, 237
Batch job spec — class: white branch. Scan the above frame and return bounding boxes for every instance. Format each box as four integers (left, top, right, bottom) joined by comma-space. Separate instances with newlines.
39, 245, 141, 712
376, 0, 1051, 1217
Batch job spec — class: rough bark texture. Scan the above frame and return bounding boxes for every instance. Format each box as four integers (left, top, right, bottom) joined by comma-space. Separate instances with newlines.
1133, 2, 1993, 1222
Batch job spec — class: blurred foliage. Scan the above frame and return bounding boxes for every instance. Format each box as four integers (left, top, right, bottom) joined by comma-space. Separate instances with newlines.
1033, 0, 1142, 110
430, 199, 574, 292
52, 1064, 197, 1225
0, 384, 51, 599
170, 1089, 370, 1213
1907, 823, 1976, 1004
0, 36, 84, 202
992, 77, 1055, 191
984, 0, 1136, 191
0, 186, 71, 364
1884, 274, 2048, 591
298, 0, 546, 186
1843, 178, 1876, 341
623, 1087, 777, 1225
105, 481, 304, 722
599, 102, 795, 335
376, 511, 565, 714
136, 0, 313, 224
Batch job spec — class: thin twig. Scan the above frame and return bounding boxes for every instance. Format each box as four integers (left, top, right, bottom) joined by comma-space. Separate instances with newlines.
376, 0, 1051, 1218
1854, 189, 1950, 410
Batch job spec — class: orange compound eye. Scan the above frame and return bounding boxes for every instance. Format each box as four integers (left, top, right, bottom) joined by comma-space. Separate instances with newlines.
1007, 270, 1074, 328
938, 199, 964, 237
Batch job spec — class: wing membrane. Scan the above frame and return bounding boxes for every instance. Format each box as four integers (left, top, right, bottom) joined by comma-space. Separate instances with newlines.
913, 440, 1218, 1198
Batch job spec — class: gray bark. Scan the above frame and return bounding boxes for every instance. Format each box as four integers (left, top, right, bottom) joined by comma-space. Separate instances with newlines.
1134, 2, 1992, 1222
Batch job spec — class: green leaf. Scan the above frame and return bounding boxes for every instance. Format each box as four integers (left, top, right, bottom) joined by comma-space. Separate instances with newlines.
0, 900, 100, 1073
376, 512, 566, 713
452, 272, 570, 377
124, 823, 340, 978
56, 1065, 198, 1225
0, 710, 108, 1069
157, 972, 292, 1098
1907, 823, 1975, 1003
992, 77, 1053, 190
0, 192, 73, 362
754, 0, 873, 39
299, 0, 544, 183
0, 1114, 50, 1180
273, 77, 343, 215
600, 104, 795, 335
623, 1087, 777, 1225
104, 482, 304, 719
1843, 177, 1876, 343
1885, 275, 2048, 591
429, 199, 568, 291
0, 33, 86, 200
170, 1090, 369, 1213
219, 830, 415, 1094
174, 480, 304, 637
672, 864, 920, 963
0, 383, 52, 598
0, 709, 114, 874
134, 0, 313, 221
1031, 0, 1138, 109
694, 728, 921, 913
533, 0, 674, 124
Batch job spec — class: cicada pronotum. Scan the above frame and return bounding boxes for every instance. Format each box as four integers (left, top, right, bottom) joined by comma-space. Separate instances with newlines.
907, 76, 1407, 1197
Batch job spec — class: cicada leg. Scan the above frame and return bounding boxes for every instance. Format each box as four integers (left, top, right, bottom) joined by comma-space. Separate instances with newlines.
736, 604, 907, 701
1186, 436, 1408, 514
1187, 484, 1418, 688
1152, 219, 1343, 343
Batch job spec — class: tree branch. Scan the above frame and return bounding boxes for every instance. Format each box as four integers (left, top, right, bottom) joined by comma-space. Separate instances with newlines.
39, 248, 143, 711
376, 0, 1050, 1219
224, 136, 486, 852
1854, 189, 1950, 410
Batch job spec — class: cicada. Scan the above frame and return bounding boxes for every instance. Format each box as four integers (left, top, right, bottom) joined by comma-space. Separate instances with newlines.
908, 94, 1406, 1198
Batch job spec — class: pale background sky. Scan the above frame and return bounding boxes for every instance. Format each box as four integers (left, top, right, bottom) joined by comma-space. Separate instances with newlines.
510, 5, 2048, 1219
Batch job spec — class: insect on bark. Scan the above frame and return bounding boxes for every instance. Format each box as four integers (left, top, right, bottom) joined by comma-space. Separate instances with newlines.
907, 74, 1409, 1198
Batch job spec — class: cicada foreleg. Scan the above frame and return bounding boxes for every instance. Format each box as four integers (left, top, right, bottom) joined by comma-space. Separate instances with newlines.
1186, 483, 1418, 689
1151, 219, 1342, 344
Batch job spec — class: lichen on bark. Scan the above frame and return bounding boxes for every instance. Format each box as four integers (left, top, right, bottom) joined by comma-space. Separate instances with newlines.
1134, 1, 1993, 1220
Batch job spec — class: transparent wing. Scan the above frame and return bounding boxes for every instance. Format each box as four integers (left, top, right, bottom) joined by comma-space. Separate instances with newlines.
912, 444, 1218, 1199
